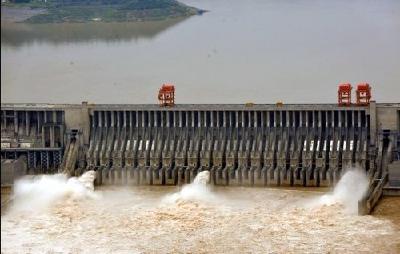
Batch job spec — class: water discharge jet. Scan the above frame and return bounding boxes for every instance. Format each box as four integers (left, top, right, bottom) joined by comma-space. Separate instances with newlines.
10, 170, 97, 212
161, 170, 218, 204
308, 168, 369, 214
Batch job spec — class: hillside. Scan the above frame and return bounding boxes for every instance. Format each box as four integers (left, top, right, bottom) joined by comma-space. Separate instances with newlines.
2, 0, 203, 23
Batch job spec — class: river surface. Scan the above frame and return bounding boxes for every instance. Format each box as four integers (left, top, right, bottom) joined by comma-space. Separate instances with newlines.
2, 0, 400, 104
1, 171, 400, 253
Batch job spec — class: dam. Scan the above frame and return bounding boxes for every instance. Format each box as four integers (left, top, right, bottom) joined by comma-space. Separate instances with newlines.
1, 101, 400, 212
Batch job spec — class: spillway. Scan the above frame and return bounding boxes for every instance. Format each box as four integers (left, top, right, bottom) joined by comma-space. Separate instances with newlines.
1, 102, 399, 213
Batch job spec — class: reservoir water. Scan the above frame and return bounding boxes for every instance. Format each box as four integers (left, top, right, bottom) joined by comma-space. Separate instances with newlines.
2, 0, 400, 104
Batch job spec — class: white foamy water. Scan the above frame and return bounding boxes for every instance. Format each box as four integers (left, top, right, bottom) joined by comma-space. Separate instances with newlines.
2, 169, 399, 254
161, 170, 219, 204
10, 170, 98, 212
193, 170, 210, 185
316, 168, 369, 214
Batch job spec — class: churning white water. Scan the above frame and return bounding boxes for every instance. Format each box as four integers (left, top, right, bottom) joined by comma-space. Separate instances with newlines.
10, 170, 98, 212
161, 170, 219, 204
318, 168, 369, 214
302, 168, 371, 215
1, 169, 399, 253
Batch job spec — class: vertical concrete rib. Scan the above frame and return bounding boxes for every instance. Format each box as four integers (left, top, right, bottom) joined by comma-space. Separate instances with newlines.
196, 111, 200, 127
111, 111, 115, 127
286, 111, 290, 128
253, 111, 257, 128
50, 125, 55, 148
139, 111, 143, 128
99, 111, 103, 127
369, 101, 376, 146
14, 111, 18, 134
220, 111, 224, 127
278, 110, 282, 127
215, 111, 218, 128
210, 111, 214, 128
261, 111, 265, 128
182, 111, 185, 128
155, 111, 159, 127
166, 110, 170, 128
25, 111, 30, 136
325, 111, 328, 128
317, 111, 321, 128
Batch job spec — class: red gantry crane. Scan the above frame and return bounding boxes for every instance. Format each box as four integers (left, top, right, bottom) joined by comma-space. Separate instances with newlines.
356, 83, 372, 106
337, 82, 372, 106
338, 83, 352, 106
158, 83, 175, 107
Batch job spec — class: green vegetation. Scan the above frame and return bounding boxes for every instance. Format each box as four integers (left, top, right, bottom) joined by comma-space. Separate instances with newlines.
3, 0, 203, 23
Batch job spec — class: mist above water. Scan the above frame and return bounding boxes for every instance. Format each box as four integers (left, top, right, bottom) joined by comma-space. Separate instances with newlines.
314, 168, 369, 214
8, 168, 370, 215
11, 170, 97, 212
161, 170, 219, 204
162, 168, 371, 216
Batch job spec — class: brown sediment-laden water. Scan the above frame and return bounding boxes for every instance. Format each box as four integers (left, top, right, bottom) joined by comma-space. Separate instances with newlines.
1, 170, 399, 253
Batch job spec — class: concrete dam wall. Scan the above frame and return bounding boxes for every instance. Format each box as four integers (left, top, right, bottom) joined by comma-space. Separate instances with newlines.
1, 102, 399, 189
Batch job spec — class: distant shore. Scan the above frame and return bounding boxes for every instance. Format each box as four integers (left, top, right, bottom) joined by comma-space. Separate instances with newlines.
1, 0, 205, 23
1, 6, 46, 23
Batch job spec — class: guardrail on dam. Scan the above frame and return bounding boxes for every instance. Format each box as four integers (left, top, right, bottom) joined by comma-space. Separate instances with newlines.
1, 102, 399, 196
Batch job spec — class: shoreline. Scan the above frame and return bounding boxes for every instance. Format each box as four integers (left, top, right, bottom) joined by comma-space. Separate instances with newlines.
1, 6, 47, 23
1, 4, 205, 24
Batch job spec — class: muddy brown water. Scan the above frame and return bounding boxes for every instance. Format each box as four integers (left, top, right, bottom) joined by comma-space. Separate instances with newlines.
1, 185, 399, 254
